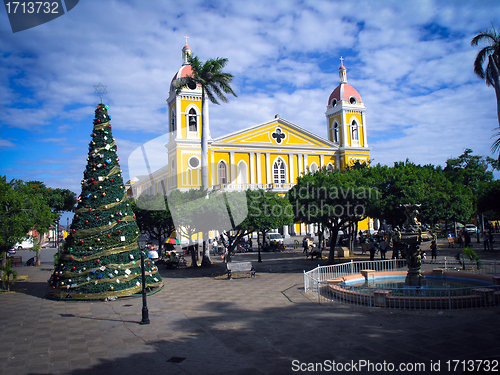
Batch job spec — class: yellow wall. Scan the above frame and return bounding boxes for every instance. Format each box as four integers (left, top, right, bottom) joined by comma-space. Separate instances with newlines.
180, 98, 203, 139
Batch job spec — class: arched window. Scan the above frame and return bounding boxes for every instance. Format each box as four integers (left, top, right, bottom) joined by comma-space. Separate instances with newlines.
351, 120, 359, 141
326, 163, 334, 172
310, 162, 319, 174
237, 161, 248, 185
170, 109, 176, 133
218, 162, 227, 185
333, 122, 339, 143
188, 108, 197, 132
273, 158, 286, 184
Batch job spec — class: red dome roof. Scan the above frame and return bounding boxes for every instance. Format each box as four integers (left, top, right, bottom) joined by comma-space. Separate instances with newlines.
171, 64, 194, 85
328, 83, 362, 106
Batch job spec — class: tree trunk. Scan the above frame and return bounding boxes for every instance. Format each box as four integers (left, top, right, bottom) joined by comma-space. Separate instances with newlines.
189, 244, 198, 267
489, 55, 500, 128
327, 226, 339, 264
201, 232, 212, 267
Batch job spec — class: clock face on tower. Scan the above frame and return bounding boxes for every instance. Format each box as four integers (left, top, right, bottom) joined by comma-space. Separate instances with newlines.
187, 81, 197, 90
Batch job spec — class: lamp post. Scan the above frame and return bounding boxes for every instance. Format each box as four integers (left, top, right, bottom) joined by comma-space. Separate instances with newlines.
137, 234, 150, 325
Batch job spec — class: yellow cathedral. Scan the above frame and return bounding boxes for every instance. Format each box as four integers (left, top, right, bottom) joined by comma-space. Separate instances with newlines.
129, 43, 372, 237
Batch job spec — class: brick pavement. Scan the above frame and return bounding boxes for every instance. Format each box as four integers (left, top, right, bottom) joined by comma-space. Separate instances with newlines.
1, 244, 500, 375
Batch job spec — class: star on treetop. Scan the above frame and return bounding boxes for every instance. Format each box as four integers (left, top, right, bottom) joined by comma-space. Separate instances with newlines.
94, 83, 107, 103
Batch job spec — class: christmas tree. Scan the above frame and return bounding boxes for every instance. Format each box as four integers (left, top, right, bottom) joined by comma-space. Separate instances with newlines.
48, 103, 163, 300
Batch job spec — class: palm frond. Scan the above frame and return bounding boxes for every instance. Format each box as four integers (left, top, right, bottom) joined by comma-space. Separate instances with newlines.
491, 128, 500, 153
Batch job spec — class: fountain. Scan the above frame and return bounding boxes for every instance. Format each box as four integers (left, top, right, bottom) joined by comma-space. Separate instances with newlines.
396, 204, 431, 287
319, 204, 500, 309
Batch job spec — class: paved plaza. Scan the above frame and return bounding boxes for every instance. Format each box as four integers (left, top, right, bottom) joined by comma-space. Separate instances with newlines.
1, 239, 500, 375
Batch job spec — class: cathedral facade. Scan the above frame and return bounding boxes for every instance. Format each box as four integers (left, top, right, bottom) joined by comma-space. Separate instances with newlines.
129, 43, 372, 236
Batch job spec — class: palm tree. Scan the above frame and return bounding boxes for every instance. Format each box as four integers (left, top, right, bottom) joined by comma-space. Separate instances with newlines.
173, 55, 237, 191
471, 25, 500, 153
173, 55, 237, 267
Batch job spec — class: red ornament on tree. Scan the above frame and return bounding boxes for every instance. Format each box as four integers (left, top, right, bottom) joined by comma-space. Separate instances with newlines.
96, 259, 100, 263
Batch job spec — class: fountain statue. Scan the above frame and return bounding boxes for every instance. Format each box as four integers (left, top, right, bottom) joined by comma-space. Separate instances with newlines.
398, 204, 430, 286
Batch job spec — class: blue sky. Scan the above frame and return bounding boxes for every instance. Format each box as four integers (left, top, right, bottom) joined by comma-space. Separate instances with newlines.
1, 0, 500, 203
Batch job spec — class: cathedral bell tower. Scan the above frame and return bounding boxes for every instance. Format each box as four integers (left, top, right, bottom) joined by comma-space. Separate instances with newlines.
166, 41, 209, 143
325, 58, 370, 168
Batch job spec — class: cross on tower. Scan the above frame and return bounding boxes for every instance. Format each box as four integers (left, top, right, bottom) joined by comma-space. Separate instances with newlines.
184, 34, 189, 45
94, 83, 107, 104
340, 56, 344, 66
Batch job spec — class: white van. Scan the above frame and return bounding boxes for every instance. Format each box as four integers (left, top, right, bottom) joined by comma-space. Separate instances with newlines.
14, 239, 34, 250
267, 233, 284, 244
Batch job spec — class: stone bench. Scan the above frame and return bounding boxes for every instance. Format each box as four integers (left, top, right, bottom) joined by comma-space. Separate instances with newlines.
226, 261, 256, 280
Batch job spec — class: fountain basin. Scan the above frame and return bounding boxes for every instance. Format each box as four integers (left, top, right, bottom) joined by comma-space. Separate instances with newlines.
327, 271, 500, 309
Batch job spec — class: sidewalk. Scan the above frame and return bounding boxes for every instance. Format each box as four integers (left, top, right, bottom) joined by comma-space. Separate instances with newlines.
1, 249, 499, 374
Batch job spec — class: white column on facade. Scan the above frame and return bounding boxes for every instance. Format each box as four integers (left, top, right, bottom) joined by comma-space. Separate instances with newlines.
211, 150, 215, 186
250, 152, 255, 184
304, 154, 308, 173
289, 154, 294, 183
265, 153, 271, 184
336, 153, 340, 169
342, 110, 348, 147
298, 154, 302, 176
283, 225, 290, 238
230, 152, 236, 184
361, 111, 368, 147
176, 97, 182, 139
320, 154, 324, 168
256, 152, 262, 184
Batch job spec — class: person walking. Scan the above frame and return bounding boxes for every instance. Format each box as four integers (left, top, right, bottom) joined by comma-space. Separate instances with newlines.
303, 237, 309, 254
463, 230, 472, 248
379, 238, 387, 260
212, 239, 218, 256
369, 238, 376, 261
430, 240, 438, 261
483, 232, 490, 251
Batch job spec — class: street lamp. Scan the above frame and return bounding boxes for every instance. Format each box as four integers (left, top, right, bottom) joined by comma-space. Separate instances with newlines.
137, 234, 150, 325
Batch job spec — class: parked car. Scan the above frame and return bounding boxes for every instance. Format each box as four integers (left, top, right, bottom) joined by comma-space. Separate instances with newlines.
267, 233, 284, 244
13, 238, 34, 250
465, 224, 478, 234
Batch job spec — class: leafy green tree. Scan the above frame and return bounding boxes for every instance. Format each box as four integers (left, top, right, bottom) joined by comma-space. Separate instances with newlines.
478, 180, 500, 220
234, 189, 293, 262
0, 176, 34, 255
12, 180, 75, 265
167, 188, 241, 267
471, 24, 500, 133
131, 195, 176, 256
288, 169, 377, 264
366, 161, 474, 229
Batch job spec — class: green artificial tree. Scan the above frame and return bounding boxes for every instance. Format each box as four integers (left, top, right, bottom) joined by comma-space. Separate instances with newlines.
48, 103, 162, 299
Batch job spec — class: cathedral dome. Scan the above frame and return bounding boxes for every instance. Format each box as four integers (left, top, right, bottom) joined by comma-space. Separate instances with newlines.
328, 83, 362, 106
171, 64, 193, 85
